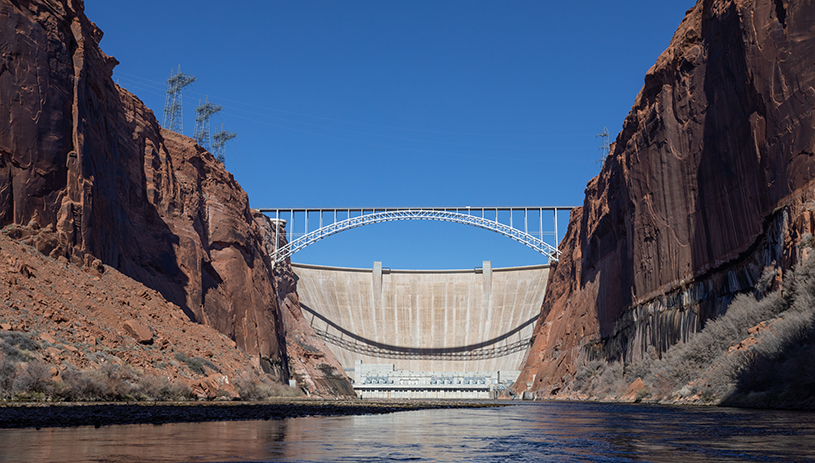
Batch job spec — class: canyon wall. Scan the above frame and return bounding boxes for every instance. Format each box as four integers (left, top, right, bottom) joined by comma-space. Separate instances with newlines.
0, 0, 294, 377
253, 215, 354, 396
517, 0, 815, 395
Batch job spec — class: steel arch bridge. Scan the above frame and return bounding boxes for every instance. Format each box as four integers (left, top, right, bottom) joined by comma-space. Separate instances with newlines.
256, 206, 575, 265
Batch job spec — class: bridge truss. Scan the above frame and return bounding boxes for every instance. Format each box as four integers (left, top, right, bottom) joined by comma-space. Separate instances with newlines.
257, 206, 574, 264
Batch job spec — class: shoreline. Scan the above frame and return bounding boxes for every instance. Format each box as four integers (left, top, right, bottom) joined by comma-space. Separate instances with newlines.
0, 399, 507, 429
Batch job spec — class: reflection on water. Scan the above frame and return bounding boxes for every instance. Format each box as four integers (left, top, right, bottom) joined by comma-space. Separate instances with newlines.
1, 401, 815, 462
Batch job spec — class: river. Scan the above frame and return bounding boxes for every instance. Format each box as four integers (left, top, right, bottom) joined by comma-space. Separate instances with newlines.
1, 401, 814, 462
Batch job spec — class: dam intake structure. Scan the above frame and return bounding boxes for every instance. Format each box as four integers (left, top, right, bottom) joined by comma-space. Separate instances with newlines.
292, 262, 549, 399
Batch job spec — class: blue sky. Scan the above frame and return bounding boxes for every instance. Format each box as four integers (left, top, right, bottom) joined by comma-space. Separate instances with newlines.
85, 1, 693, 270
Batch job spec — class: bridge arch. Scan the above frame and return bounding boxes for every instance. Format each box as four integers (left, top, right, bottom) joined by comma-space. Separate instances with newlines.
257, 207, 573, 264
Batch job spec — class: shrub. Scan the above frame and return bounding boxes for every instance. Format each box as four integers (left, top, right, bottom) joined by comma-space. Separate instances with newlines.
131, 374, 192, 401
626, 287, 788, 401
600, 253, 815, 406
56, 367, 112, 401
233, 371, 302, 400
54, 363, 142, 401
0, 332, 37, 363
174, 353, 217, 375
12, 361, 53, 399
0, 332, 40, 352
571, 360, 626, 398
572, 359, 606, 393
594, 361, 626, 398
0, 357, 18, 399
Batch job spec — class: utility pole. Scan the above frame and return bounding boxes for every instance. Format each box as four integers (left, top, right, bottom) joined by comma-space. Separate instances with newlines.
193, 96, 222, 151
162, 66, 196, 133
212, 125, 237, 163
597, 127, 610, 162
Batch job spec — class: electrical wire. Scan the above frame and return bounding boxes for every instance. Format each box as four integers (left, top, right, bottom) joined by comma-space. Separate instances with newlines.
113, 70, 599, 163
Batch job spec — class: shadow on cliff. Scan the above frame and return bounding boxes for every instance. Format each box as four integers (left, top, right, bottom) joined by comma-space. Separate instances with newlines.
691, 1, 775, 324
0, 5, 193, 322
722, 324, 815, 409
83, 88, 192, 321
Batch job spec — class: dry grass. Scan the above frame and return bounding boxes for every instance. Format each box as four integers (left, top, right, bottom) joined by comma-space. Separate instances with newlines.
0, 332, 298, 402
233, 371, 303, 400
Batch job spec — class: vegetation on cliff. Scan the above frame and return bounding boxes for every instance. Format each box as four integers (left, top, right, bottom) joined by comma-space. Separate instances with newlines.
570, 255, 815, 409
0, 227, 302, 402
516, 0, 815, 405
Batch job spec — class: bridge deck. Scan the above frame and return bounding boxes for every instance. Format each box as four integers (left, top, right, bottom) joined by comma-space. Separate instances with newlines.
256, 206, 576, 263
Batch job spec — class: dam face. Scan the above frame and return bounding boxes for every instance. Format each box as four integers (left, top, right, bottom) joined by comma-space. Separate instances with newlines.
292, 261, 549, 398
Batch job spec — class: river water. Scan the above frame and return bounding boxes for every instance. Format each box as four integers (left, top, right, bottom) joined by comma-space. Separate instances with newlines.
1, 401, 814, 462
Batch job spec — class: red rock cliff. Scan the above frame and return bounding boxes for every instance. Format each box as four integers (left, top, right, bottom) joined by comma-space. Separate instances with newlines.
253, 213, 355, 397
0, 0, 287, 369
517, 0, 815, 395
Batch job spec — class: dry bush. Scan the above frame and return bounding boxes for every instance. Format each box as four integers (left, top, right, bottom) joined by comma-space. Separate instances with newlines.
56, 367, 112, 401
174, 352, 218, 375
12, 361, 53, 400
54, 365, 193, 402
0, 332, 40, 352
631, 287, 787, 400
132, 374, 192, 401
0, 335, 36, 363
572, 359, 606, 393
234, 371, 302, 400
571, 360, 625, 398
0, 357, 17, 399
604, 263, 796, 403
599, 255, 815, 407
594, 361, 626, 398
722, 259, 815, 407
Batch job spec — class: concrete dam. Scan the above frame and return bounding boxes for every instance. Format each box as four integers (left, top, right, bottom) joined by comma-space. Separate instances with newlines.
292, 261, 549, 398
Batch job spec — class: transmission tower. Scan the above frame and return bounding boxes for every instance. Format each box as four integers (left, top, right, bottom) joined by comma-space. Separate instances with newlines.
192, 96, 222, 151
212, 125, 237, 163
597, 127, 610, 162
162, 66, 196, 133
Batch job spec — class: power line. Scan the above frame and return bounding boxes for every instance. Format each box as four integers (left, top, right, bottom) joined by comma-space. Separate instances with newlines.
120, 70, 586, 138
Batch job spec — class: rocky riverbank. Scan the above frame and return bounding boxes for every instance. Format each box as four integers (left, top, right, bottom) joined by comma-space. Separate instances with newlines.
0, 399, 504, 429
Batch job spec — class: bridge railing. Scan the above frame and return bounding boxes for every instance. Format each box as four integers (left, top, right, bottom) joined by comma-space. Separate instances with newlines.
255, 206, 576, 264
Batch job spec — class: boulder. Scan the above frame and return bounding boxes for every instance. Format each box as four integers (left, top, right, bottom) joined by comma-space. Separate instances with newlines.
620, 378, 648, 402
190, 374, 239, 401
123, 320, 153, 345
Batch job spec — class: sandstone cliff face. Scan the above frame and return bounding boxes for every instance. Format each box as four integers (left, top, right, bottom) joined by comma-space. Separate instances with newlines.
0, 0, 287, 371
517, 0, 815, 395
253, 213, 355, 397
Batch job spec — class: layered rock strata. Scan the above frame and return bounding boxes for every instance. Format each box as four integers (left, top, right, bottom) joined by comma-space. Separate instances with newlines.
517, 0, 815, 395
